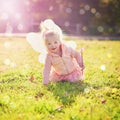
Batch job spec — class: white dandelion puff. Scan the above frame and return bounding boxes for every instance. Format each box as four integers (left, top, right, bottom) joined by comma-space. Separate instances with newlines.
4, 41, 11, 48
10, 62, 16, 68
100, 65, 106, 71
84, 88, 90, 93
4, 59, 11, 65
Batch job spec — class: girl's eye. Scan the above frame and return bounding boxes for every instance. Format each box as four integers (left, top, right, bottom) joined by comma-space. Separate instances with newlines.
54, 41, 58, 44
48, 43, 51, 45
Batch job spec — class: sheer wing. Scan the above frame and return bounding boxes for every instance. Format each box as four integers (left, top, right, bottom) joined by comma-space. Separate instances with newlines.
26, 32, 47, 64
38, 53, 47, 64
64, 40, 77, 49
26, 32, 46, 53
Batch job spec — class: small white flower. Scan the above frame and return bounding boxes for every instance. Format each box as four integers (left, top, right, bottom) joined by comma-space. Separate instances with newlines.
4, 59, 11, 65
10, 62, 16, 68
3, 95, 10, 104
84, 88, 90, 93
10, 102, 16, 109
4, 41, 10, 48
100, 65, 106, 71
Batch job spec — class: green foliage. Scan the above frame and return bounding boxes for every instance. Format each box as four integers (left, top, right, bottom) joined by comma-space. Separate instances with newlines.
0, 37, 120, 120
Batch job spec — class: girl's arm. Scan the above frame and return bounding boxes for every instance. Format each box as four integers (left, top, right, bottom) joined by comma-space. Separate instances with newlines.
71, 48, 85, 70
43, 54, 52, 85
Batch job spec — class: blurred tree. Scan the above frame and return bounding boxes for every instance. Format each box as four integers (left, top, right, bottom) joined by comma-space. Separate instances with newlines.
0, 0, 120, 35
95, 0, 120, 35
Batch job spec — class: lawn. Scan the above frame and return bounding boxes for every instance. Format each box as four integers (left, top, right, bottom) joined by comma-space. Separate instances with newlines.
0, 36, 120, 120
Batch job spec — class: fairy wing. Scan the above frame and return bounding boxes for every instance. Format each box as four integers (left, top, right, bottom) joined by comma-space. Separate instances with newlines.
26, 32, 47, 64
26, 32, 46, 53
64, 40, 77, 49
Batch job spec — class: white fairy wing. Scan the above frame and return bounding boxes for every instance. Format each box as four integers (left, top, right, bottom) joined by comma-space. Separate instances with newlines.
64, 40, 77, 49
26, 32, 47, 64
26, 32, 46, 53
38, 53, 46, 64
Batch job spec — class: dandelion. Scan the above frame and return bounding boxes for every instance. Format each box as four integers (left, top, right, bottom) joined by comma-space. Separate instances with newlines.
10, 62, 16, 68
4, 41, 10, 48
10, 102, 16, 109
3, 95, 10, 104
100, 65, 106, 71
84, 88, 90, 93
4, 58, 11, 65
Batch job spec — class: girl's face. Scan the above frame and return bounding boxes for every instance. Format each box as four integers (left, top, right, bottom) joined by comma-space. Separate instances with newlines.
45, 36, 61, 54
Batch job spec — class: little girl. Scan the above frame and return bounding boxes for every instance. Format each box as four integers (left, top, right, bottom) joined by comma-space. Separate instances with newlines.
26, 19, 85, 85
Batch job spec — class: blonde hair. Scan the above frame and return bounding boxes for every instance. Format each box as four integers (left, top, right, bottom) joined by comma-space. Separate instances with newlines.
40, 19, 63, 42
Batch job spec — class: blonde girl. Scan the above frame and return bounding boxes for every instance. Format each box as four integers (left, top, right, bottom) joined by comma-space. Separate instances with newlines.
26, 19, 85, 85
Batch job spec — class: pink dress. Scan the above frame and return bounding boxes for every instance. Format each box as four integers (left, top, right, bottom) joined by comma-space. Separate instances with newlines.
43, 44, 84, 84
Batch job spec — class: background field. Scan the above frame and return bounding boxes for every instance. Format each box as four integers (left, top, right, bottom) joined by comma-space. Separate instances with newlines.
0, 36, 120, 120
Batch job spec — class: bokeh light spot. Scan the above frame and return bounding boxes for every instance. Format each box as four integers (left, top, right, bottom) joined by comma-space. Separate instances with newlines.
82, 26, 87, 31
1, 13, 9, 20
49, 6, 54, 11
24, 0, 30, 6
15, 13, 21, 20
32, 0, 38, 2
64, 21, 70, 27
98, 26, 104, 32
17, 23, 24, 31
66, 7, 72, 14
95, 12, 101, 18
91, 8, 96, 14
84, 5, 90, 11
79, 9, 85, 15
5, 23, 13, 33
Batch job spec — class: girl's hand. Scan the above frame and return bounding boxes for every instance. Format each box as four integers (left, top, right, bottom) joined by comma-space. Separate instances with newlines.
43, 84, 48, 86
43, 81, 49, 86
43, 82, 49, 85
79, 60, 85, 70
80, 64, 85, 71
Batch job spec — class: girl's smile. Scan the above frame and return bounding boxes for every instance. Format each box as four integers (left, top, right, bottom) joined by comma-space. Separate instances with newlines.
52, 47, 56, 50
45, 36, 61, 54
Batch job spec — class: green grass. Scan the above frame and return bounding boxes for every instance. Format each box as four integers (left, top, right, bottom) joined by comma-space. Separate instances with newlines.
0, 36, 120, 120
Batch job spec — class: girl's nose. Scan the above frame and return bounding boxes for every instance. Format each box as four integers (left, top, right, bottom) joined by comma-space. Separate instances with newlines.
51, 43, 55, 47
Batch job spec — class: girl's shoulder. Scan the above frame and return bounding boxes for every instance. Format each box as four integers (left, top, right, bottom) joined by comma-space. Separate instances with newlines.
46, 53, 52, 59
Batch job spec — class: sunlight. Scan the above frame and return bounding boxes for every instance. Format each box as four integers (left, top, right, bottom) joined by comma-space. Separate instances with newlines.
1, 13, 9, 20
17, 23, 24, 31
4, 58, 11, 65
4, 41, 11, 48
0, 0, 19, 13
14, 13, 21, 20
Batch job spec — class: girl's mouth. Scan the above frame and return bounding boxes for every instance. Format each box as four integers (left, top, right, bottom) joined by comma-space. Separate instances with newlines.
52, 48, 56, 50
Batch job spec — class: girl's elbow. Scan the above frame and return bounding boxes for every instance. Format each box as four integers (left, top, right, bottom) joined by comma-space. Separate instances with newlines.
43, 79, 49, 85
